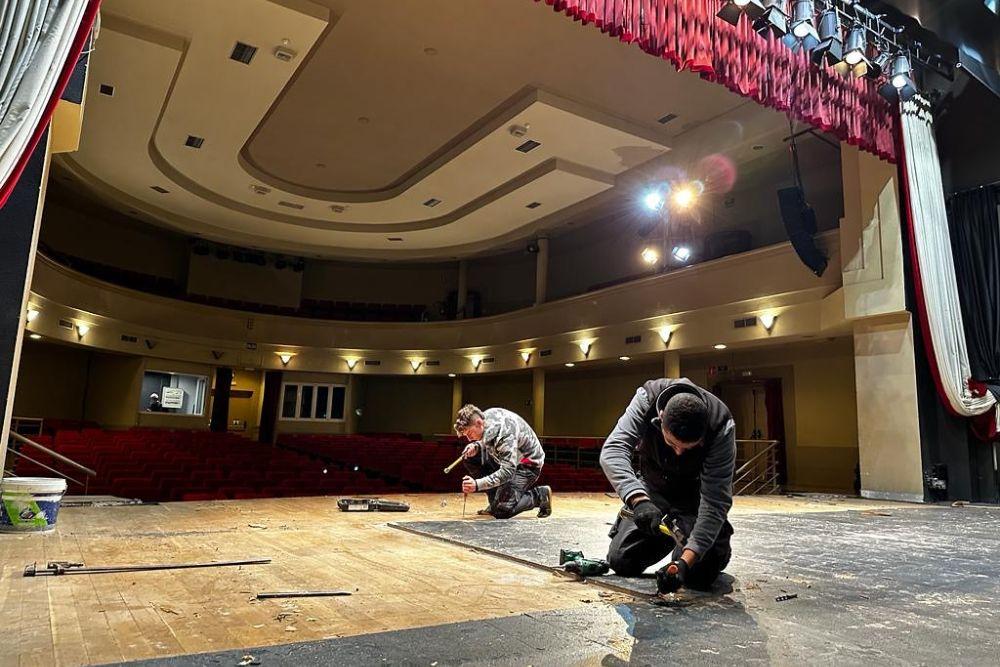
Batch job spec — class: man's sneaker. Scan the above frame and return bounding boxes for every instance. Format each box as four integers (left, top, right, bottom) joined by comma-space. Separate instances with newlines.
536, 486, 553, 518
476, 506, 493, 516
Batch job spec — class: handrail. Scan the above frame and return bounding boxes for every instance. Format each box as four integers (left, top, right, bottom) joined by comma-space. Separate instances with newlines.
5, 450, 84, 486
9, 432, 97, 477
733, 440, 779, 478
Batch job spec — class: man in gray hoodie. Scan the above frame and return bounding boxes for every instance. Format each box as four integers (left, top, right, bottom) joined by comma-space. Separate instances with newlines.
600, 378, 736, 594
454, 404, 552, 519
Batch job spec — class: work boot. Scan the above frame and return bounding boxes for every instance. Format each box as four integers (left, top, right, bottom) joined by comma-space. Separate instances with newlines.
476, 506, 493, 516
536, 486, 552, 518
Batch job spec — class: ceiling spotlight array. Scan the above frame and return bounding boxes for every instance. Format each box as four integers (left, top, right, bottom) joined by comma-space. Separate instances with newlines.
715, 0, 927, 102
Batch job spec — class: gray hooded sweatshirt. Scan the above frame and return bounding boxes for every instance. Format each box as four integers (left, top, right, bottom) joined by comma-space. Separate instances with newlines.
473, 408, 545, 490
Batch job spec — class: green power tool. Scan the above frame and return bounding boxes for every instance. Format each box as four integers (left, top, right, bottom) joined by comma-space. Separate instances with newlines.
558, 549, 609, 577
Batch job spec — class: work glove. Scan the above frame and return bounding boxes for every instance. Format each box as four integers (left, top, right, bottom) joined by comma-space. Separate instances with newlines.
656, 559, 689, 594
630, 500, 663, 537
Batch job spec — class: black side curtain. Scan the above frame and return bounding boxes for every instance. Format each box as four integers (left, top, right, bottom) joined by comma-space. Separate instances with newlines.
948, 185, 1000, 397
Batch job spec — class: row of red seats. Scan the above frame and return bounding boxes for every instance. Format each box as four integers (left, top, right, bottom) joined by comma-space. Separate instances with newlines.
12, 428, 407, 501
279, 434, 612, 492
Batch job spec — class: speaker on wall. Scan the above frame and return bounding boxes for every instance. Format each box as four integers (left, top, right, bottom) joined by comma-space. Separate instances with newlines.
777, 186, 828, 277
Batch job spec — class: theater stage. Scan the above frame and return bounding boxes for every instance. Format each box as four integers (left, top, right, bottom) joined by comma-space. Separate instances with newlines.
2, 493, 996, 666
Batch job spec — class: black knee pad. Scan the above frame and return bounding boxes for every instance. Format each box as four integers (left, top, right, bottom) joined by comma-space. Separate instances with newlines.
491, 505, 515, 519
608, 555, 644, 577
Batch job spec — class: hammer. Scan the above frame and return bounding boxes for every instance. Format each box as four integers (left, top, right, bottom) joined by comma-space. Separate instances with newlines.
443, 454, 465, 474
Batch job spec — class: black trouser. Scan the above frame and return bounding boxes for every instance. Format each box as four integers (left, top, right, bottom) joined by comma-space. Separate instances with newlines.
464, 456, 542, 519
607, 499, 733, 591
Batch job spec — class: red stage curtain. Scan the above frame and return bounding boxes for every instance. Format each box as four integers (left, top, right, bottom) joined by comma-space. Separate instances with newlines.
536, 0, 896, 163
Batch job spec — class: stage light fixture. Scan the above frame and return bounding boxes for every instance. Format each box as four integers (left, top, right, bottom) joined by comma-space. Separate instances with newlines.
672, 245, 692, 263
641, 246, 660, 265
717, 0, 765, 26
843, 25, 867, 66
753, 0, 789, 37
810, 9, 843, 67
643, 190, 665, 212
867, 50, 893, 80
672, 185, 696, 209
891, 53, 913, 89
787, 0, 819, 50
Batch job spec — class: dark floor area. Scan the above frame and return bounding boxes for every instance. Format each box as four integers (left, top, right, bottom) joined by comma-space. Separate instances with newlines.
124, 506, 1000, 666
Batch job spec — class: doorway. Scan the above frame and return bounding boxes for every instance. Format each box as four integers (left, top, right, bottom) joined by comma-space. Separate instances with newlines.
715, 378, 788, 488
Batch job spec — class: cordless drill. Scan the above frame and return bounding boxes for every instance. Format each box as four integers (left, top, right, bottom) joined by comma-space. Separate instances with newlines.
558, 549, 610, 576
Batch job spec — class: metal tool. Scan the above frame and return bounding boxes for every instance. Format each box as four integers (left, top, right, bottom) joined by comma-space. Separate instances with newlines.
24, 558, 271, 577
337, 498, 410, 512
618, 507, 687, 543
443, 454, 465, 474
256, 591, 351, 599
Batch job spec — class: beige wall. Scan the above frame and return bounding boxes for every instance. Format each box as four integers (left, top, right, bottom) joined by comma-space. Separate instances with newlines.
357, 375, 453, 436
83, 354, 144, 428
461, 373, 533, 423
12, 342, 91, 420
683, 338, 859, 494
545, 362, 662, 437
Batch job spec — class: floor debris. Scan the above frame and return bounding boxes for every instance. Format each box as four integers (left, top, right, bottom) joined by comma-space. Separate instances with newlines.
775, 594, 798, 602
238, 655, 260, 666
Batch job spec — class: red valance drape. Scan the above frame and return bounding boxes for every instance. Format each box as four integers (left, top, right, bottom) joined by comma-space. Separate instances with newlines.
535, 0, 897, 162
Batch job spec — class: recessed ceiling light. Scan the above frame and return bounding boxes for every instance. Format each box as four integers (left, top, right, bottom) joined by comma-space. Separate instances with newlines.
185, 135, 204, 148
565, 362, 575, 368
526, 202, 542, 209
230, 42, 258, 64
29, 333, 41, 340
423, 198, 441, 207
619, 356, 630, 361
250, 184, 271, 195
98, 83, 115, 96
515, 139, 541, 153
447, 373, 456, 378
150, 185, 169, 194
714, 344, 728, 350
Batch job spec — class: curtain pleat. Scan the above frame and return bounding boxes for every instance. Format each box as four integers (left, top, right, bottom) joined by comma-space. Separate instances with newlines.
899, 96, 999, 439
534, 0, 896, 162
0, 0, 99, 208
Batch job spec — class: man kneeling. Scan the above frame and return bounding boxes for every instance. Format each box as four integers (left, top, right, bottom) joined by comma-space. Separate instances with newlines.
600, 379, 736, 594
453, 404, 552, 519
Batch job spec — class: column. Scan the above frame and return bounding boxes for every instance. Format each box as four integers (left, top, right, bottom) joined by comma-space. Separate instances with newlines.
532, 368, 545, 435
451, 376, 463, 419
534, 237, 549, 305
663, 351, 681, 379
456, 259, 468, 319
210, 367, 233, 432
0, 132, 50, 475
345, 374, 360, 435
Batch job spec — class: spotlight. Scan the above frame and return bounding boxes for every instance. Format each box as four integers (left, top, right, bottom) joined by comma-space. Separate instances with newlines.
671, 185, 696, 209
788, 0, 819, 50
810, 9, 843, 67
672, 245, 692, 263
867, 50, 893, 80
753, 0, 789, 37
717, 0, 765, 26
643, 190, 665, 212
843, 25, 867, 66
641, 246, 660, 265
891, 53, 912, 89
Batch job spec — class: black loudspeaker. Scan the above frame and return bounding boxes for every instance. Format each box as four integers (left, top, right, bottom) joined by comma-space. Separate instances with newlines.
777, 186, 828, 277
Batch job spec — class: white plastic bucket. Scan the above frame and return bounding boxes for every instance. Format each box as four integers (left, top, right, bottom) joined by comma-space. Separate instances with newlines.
0, 477, 68, 533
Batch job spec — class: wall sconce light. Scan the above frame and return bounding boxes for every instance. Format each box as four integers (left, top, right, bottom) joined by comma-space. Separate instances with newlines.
410, 359, 423, 372
26, 308, 40, 323
76, 323, 91, 339
657, 326, 673, 345
345, 357, 360, 370
277, 352, 294, 366
520, 351, 532, 365
471, 356, 483, 371
577, 340, 593, 357
759, 313, 777, 332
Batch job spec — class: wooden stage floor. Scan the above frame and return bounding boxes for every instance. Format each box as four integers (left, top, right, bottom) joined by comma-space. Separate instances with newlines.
1, 493, 908, 666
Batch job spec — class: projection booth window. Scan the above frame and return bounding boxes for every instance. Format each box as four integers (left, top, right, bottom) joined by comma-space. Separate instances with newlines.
280, 383, 346, 421
140, 370, 207, 415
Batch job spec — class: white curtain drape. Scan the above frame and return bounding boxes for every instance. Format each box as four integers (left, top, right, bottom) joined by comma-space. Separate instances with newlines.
900, 96, 999, 427
0, 0, 89, 191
